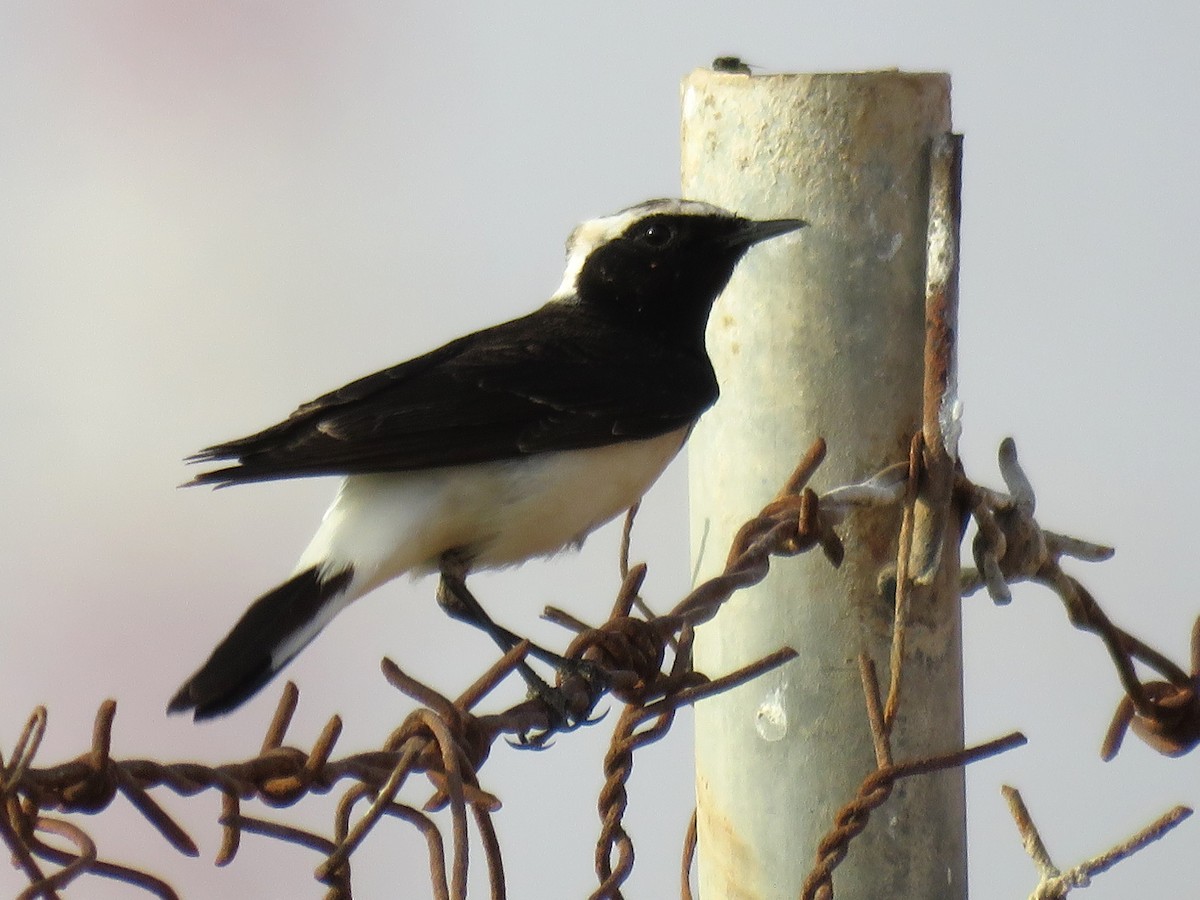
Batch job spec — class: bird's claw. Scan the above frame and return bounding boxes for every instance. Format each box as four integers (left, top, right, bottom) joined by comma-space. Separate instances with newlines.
507, 658, 611, 749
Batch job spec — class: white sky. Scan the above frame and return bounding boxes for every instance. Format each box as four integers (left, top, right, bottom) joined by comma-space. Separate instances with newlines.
2, 2, 1198, 898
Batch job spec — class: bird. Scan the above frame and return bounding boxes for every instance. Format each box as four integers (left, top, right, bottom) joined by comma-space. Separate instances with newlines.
167, 198, 806, 720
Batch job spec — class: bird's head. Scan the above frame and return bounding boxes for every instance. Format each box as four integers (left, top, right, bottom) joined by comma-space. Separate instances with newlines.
553, 199, 806, 351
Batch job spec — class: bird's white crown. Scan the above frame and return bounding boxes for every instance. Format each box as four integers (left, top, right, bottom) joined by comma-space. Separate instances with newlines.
551, 199, 734, 300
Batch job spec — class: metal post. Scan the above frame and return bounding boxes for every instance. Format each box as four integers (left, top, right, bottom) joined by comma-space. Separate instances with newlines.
683, 70, 964, 898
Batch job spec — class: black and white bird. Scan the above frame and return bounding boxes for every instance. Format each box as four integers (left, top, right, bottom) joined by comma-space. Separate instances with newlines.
168, 199, 805, 719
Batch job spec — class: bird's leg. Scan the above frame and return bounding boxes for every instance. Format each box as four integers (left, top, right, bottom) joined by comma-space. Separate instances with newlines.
436, 550, 563, 665
436, 550, 607, 738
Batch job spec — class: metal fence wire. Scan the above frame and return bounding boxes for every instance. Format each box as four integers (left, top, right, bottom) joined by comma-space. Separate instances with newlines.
2, 434, 1197, 899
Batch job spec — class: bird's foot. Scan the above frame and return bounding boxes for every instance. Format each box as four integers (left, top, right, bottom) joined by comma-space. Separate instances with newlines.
511, 657, 611, 749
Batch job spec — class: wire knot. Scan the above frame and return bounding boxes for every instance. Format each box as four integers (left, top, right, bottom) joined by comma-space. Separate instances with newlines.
565, 616, 664, 704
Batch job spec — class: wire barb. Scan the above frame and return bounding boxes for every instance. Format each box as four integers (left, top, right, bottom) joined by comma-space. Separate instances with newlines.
961, 438, 1200, 759
1003, 784, 1192, 898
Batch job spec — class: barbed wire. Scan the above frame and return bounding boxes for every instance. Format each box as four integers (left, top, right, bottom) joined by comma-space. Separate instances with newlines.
0, 439, 829, 899
960, 437, 1200, 760
2, 433, 1197, 898
676, 434, 1196, 900
799, 656, 1026, 900
1001, 784, 1191, 899
797, 433, 1026, 899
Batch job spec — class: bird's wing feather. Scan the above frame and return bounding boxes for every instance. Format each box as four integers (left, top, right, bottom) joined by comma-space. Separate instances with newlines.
188, 303, 717, 486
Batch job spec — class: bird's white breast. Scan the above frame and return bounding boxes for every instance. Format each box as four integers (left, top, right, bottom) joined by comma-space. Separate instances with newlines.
296, 427, 690, 595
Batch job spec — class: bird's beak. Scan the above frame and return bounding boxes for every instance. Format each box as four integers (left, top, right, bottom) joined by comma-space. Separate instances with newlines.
724, 216, 808, 249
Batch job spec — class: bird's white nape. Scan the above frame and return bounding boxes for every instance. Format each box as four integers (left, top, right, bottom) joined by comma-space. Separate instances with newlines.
550, 199, 734, 301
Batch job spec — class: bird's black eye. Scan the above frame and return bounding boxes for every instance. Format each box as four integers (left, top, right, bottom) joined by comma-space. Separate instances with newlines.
632, 220, 676, 248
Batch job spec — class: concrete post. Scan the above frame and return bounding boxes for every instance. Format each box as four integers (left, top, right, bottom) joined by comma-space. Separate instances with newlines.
683, 70, 965, 899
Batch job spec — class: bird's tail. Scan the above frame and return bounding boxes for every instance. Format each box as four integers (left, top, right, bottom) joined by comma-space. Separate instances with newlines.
167, 565, 355, 720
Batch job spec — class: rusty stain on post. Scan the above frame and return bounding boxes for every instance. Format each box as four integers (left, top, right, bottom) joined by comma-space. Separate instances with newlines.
913, 132, 964, 586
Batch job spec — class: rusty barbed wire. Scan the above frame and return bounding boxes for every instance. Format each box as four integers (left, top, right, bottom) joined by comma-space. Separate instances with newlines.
960, 437, 1200, 760
678, 432, 1004, 900
1100, 613, 1200, 761
548, 436, 845, 899
2, 649, 533, 900
5, 431, 1200, 898
780, 429, 1198, 899
587, 434, 950, 900
789, 428, 1027, 900
800, 656, 1026, 900
1, 440, 841, 900
0, 436, 914, 900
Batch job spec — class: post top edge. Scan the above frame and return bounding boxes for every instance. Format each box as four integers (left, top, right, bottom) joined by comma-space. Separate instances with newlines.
684, 68, 950, 84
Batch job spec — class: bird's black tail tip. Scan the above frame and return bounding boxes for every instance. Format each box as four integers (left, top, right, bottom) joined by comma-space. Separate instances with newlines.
167, 659, 275, 720
167, 565, 354, 721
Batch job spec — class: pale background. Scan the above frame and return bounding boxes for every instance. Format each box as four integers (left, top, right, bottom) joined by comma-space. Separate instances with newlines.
2, 2, 1198, 897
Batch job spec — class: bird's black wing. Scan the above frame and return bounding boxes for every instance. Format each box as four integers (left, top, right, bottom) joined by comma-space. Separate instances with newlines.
187, 302, 718, 486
